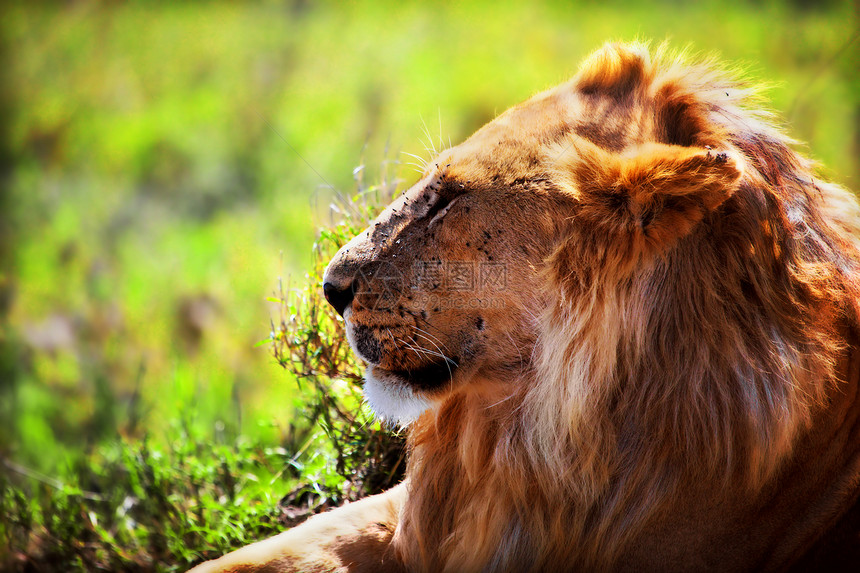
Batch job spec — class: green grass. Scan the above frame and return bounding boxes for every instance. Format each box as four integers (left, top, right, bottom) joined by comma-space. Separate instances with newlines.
2, 425, 316, 572
2, 203, 404, 571
1, 0, 857, 570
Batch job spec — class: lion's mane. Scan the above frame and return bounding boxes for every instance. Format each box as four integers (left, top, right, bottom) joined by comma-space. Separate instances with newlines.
395, 44, 860, 571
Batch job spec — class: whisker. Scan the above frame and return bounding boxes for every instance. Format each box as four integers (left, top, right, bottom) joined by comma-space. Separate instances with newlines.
388, 329, 436, 363
385, 326, 456, 377
406, 342, 451, 363
419, 114, 438, 156
484, 392, 517, 410
437, 108, 445, 153
411, 328, 445, 346
401, 151, 429, 172
400, 156, 429, 174
411, 332, 458, 370
504, 330, 525, 374
399, 338, 435, 361
411, 329, 451, 356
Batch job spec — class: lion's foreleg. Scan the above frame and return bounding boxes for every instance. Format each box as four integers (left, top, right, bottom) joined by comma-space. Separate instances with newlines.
188, 482, 407, 573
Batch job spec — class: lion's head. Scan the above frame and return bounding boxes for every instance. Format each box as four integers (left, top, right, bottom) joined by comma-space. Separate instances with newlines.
322, 43, 860, 570
322, 103, 571, 423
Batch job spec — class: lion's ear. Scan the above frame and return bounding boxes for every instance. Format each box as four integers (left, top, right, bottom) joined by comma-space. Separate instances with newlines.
550, 138, 743, 251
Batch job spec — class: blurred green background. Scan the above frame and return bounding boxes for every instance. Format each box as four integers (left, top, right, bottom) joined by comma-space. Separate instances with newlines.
1, 0, 857, 508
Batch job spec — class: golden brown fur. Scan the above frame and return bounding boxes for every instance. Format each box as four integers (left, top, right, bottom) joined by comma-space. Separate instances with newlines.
191, 43, 860, 572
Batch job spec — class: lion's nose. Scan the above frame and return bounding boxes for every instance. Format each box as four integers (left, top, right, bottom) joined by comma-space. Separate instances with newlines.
323, 280, 355, 317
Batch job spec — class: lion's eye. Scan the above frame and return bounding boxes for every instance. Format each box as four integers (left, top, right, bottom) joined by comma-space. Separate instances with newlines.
428, 195, 458, 226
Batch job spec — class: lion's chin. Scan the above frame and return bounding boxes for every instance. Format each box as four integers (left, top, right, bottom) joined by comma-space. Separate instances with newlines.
363, 367, 434, 427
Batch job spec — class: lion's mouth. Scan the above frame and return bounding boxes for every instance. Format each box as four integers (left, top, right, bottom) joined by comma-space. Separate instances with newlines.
374, 359, 459, 392
345, 310, 459, 392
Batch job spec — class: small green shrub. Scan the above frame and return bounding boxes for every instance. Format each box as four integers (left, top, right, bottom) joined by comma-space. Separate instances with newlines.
0, 164, 405, 572
268, 159, 407, 500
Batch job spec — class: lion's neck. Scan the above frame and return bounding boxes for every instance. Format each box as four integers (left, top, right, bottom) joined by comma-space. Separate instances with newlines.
395, 310, 849, 571
397, 389, 552, 571
395, 379, 646, 571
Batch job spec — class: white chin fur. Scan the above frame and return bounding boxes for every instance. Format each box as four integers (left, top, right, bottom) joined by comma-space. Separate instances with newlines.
343, 308, 433, 426
363, 368, 432, 427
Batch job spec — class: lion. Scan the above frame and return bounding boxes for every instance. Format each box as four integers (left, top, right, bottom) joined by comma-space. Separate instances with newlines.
191, 43, 860, 572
